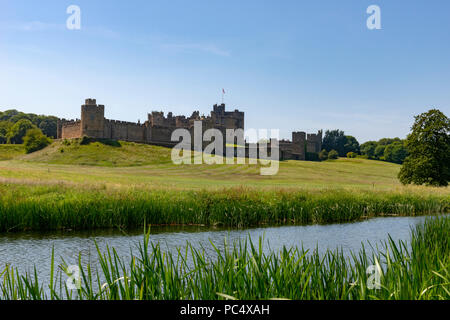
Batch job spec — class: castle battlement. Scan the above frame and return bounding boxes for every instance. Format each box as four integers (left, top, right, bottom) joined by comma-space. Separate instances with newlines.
58, 98, 246, 145
58, 98, 322, 161
85, 98, 97, 105
62, 120, 81, 127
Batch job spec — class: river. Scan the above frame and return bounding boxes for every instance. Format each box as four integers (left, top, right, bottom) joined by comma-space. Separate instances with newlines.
0, 215, 435, 289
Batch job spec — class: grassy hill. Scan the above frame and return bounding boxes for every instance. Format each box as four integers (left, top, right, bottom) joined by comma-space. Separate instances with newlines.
0, 139, 409, 191
0, 139, 448, 231
19, 139, 172, 166
0, 144, 25, 160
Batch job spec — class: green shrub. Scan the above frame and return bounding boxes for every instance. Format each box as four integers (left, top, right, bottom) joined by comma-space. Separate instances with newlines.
80, 136, 91, 145
23, 128, 52, 154
79, 136, 121, 147
318, 149, 328, 161
328, 149, 338, 160
346, 152, 357, 158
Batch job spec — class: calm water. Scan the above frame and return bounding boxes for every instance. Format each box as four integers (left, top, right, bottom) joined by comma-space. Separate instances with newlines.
0, 216, 434, 286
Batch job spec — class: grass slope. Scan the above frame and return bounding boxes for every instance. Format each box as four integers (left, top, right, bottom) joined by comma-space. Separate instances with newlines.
0, 140, 448, 231
0, 145, 25, 161
20, 139, 172, 166
2, 139, 408, 190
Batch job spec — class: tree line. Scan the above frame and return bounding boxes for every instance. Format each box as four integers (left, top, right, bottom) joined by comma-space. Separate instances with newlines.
319, 130, 408, 164
0, 109, 55, 153
319, 109, 449, 186
0, 109, 57, 144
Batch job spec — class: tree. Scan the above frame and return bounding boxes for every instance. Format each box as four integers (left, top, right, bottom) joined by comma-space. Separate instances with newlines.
322, 130, 345, 155
0, 121, 12, 144
0, 109, 58, 138
374, 145, 386, 159
344, 135, 360, 154
322, 130, 360, 157
23, 128, 52, 153
347, 152, 357, 158
398, 109, 450, 186
318, 149, 328, 161
6, 119, 36, 144
384, 142, 408, 164
38, 118, 58, 138
0, 109, 19, 121
360, 141, 377, 158
378, 137, 401, 146
328, 149, 339, 160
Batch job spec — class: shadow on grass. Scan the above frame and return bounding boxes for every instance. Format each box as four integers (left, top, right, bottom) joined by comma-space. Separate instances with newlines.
79, 137, 122, 147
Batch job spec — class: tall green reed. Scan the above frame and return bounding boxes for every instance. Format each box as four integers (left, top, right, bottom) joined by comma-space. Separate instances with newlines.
0, 184, 448, 231
0, 216, 448, 300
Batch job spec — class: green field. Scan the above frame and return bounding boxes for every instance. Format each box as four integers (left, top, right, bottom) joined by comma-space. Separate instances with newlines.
0, 139, 432, 190
0, 145, 25, 161
0, 140, 448, 231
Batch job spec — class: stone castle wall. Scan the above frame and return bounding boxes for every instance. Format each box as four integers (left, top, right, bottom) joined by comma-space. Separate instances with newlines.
104, 120, 147, 143
58, 98, 322, 161
58, 120, 81, 139
306, 131, 323, 153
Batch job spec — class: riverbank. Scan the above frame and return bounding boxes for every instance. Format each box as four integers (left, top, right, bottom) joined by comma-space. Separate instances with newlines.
0, 182, 448, 231
0, 215, 448, 300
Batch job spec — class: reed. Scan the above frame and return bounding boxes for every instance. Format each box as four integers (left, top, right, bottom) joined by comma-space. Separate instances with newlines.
0, 183, 448, 231
0, 216, 448, 300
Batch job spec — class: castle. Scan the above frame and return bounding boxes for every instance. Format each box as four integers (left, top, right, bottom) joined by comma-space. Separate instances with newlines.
57, 99, 322, 161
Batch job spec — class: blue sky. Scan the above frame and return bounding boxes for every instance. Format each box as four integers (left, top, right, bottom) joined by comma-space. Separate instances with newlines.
1, 0, 449, 142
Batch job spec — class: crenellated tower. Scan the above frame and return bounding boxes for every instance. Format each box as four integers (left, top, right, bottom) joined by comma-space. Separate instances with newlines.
80, 98, 105, 138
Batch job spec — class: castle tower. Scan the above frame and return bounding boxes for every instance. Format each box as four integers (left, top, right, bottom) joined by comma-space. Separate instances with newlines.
291, 131, 306, 160
292, 132, 306, 146
211, 103, 244, 131
80, 98, 105, 138
306, 130, 323, 153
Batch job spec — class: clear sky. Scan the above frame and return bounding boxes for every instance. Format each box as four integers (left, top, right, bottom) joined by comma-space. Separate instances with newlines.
1, 0, 449, 142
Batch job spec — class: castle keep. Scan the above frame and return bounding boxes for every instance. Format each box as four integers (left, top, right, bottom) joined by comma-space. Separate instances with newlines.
57, 99, 322, 161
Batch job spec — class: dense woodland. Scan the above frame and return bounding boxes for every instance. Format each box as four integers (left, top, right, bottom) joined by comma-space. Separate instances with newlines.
320, 129, 408, 164
0, 109, 58, 144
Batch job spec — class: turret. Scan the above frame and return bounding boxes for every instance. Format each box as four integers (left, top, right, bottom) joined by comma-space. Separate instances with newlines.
80, 98, 105, 138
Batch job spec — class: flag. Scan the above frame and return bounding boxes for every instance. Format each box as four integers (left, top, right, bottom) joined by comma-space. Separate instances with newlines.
222, 88, 225, 94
